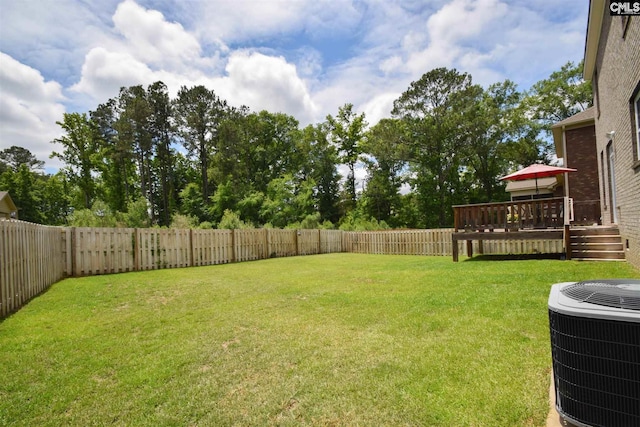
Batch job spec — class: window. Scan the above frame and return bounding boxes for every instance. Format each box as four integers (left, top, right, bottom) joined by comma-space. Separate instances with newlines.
601, 150, 607, 210
634, 90, 640, 162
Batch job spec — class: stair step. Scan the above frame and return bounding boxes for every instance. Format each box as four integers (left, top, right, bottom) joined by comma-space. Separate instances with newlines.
567, 227, 625, 262
570, 227, 620, 236
571, 242, 624, 251
570, 235, 622, 243
571, 250, 626, 260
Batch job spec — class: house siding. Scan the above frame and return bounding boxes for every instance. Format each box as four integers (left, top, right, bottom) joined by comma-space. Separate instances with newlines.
565, 124, 601, 224
593, 13, 640, 268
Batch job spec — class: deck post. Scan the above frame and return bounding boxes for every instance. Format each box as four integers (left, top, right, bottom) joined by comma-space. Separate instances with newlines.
466, 240, 473, 258
452, 236, 459, 262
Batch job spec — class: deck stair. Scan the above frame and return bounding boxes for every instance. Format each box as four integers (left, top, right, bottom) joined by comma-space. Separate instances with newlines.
569, 226, 625, 261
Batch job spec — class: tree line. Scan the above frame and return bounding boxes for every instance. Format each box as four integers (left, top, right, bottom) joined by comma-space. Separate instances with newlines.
0, 62, 591, 230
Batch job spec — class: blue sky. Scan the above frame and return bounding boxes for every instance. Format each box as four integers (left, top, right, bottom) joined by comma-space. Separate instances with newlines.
0, 0, 589, 171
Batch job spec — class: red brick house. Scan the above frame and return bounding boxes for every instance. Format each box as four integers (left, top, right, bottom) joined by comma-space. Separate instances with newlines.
581, 0, 640, 269
551, 107, 601, 225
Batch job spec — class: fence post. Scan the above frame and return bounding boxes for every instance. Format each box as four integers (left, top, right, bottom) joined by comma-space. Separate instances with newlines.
70, 227, 77, 277
231, 229, 237, 263
264, 228, 270, 259
318, 229, 322, 254
189, 228, 194, 267
295, 230, 300, 256
133, 228, 140, 271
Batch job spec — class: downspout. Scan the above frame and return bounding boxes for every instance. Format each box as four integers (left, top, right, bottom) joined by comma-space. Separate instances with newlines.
561, 125, 572, 260
562, 125, 570, 198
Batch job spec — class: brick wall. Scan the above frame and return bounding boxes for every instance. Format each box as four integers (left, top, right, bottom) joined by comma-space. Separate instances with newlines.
593, 13, 640, 269
565, 124, 601, 224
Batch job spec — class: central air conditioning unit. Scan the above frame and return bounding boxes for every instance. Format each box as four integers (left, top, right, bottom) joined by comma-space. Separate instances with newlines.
548, 279, 640, 427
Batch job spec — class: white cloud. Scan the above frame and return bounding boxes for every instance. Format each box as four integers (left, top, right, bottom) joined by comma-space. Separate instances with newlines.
193, 0, 362, 44
0, 52, 66, 167
112, 0, 203, 69
360, 93, 399, 126
215, 51, 318, 124
69, 0, 226, 105
71, 47, 155, 100
0, 0, 116, 86
406, 0, 509, 75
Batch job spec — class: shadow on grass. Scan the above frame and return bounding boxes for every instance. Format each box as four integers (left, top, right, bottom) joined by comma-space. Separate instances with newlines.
464, 253, 565, 262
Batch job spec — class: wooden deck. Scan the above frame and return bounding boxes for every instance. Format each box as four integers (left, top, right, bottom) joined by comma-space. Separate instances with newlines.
452, 197, 570, 261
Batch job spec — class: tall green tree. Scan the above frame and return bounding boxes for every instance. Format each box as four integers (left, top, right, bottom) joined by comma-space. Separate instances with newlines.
525, 60, 592, 128
0, 164, 42, 222
360, 118, 408, 226
116, 85, 154, 220
40, 172, 71, 225
460, 81, 524, 203
241, 111, 300, 194
147, 81, 175, 226
51, 112, 100, 209
326, 103, 367, 213
0, 146, 44, 172
392, 68, 476, 227
260, 174, 315, 228
174, 85, 227, 205
92, 98, 134, 213
297, 124, 341, 224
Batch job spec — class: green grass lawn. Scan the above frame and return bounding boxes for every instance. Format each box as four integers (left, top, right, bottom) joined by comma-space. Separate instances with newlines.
1, 254, 638, 426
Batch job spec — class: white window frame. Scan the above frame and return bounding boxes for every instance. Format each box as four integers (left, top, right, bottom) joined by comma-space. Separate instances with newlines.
635, 91, 640, 161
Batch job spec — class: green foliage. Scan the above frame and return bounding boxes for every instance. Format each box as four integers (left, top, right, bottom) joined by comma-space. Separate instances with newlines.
327, 103, 367, 213
169, 213, 199, 229
0, 146, 44, 171
118, 198, 151, 228
298, 123, 341, 224
525, 60, 592, 128
40, 172, 71, 225
174, 85, 227, 203
236, 190, 264, 225
286, 212, 335, 230
0, 164, 44, 223
52, 112, 100, 209
179, 182, 207, 222
69, 200, 118, 227
338, 208, 390, 231
392, 68, 476, 227
361, 118, 408, 226
217, 209, 252, 229
208, 180, 237, 224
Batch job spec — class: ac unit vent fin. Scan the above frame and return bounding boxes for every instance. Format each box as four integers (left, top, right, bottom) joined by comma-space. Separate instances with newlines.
560, 279, 640, 311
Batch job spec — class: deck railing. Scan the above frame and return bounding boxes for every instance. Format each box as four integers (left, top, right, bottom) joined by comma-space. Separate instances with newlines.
453, 197, 570, 232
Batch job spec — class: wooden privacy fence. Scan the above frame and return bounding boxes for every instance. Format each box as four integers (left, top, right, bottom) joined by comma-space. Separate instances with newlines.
1, 221, 66, 318
1, 222, 564, 318
64, 228, 345, 276
342, 229, 563, 256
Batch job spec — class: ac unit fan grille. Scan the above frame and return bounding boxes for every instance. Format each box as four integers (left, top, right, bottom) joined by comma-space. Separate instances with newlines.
549, 310, 640, 427
560, 279, 640, 311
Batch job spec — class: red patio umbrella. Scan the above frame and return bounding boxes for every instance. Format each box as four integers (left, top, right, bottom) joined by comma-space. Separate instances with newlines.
500, 164, 577, 194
